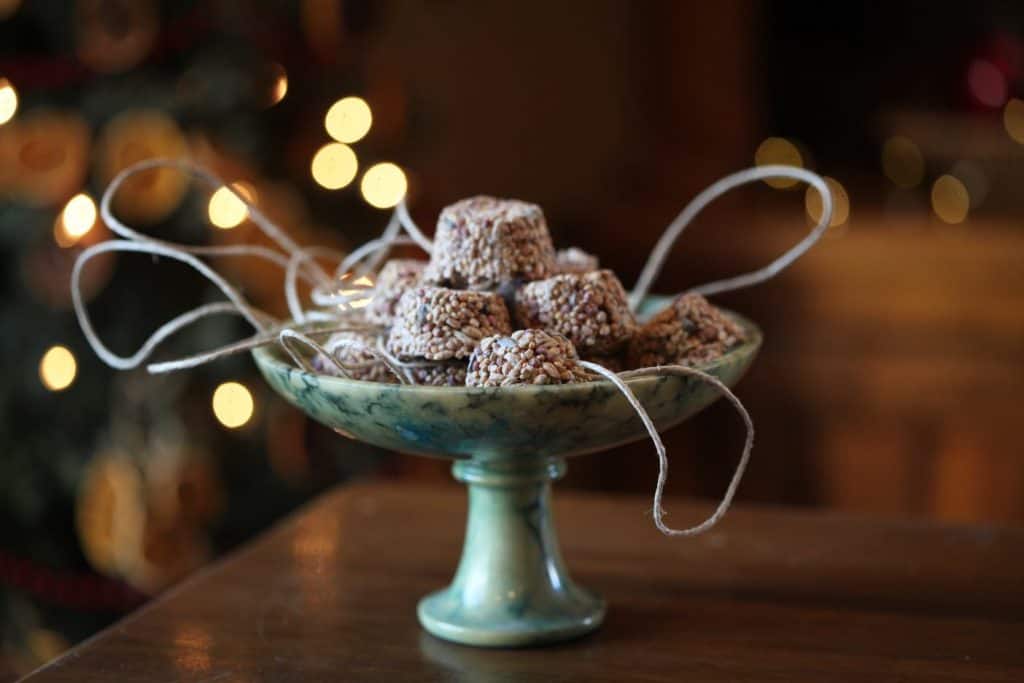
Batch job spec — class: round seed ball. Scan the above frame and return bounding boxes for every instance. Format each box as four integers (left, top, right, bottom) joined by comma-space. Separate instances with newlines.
386, 286, 512, 361
313, 331, 399, 383
467, 329, 590, 387
365, 259, 425, 326
627, 292, 746, 368
422, 196, 556, 289
514, 269, 636, 355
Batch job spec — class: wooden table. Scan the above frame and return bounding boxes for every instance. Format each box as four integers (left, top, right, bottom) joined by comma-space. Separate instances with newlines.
21, 481, 1024, 682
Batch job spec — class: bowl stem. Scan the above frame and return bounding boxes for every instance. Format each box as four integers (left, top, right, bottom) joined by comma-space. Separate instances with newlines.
418, 456, 605, 647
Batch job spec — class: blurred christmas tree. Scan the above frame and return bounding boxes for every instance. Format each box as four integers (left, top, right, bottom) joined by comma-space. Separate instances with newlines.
0, 1, 406, 675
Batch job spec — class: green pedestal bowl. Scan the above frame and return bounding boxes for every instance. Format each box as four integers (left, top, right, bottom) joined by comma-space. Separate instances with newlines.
252, 298, 761, 647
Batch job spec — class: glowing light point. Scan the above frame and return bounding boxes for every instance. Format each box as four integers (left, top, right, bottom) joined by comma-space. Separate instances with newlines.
754, 137, 803, 188
61, 193, 98, 238
967, 59, 1007, 109
207, 184, 252, 229
269, 65, 288, 106
1003, 98, 1024, 144
360, 162, 407, 209
0, 77, 17, 126
881, 137, 924, 189
212, 381, 254, 429
40, 345, 77, 391
804, 176, 849, 228
931, 175, 970, 224
325, 96, 372, 143
311, 143, 358, 190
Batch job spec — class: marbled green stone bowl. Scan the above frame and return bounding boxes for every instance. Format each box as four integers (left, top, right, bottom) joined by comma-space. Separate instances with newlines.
253, 297, 761, 647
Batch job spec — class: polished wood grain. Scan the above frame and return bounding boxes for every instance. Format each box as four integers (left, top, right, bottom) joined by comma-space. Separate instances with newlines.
21, 481, 1024, 682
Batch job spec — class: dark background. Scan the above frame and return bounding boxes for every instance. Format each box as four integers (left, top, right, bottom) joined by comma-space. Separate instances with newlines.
2, 0, 1022, 676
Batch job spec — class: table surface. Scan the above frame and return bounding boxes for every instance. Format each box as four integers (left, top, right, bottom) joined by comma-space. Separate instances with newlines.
21, 481, 1024, 682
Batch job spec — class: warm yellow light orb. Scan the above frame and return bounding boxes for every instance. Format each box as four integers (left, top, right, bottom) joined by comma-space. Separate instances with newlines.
324, 96, 372, 143
931, 175, 970, 224
40, 345, 77, 391
804, 176, 849, 228
207, 184, 252, 229
61, 193, 98, 238
311, 142, 358, 190
754, 137, 803, 188
1003, 98, 1024, 144
360, 162, 407, 209
881, 137, 924, 188
269, 65, 288, 106
212, 381, 254, 429
0, 77, 17, 126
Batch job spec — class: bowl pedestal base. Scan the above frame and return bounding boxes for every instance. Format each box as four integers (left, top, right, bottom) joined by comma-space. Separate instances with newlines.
418, 456, 605, 647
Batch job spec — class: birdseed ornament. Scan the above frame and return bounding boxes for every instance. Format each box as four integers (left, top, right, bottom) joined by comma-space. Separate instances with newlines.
628, 292, 746, 368
514, 269, 636, 355
72, 158, 836, 538
387, 286, 512, 361
422, 195, 555, 289
466, 329, 590, 387
364, 258, 426, 326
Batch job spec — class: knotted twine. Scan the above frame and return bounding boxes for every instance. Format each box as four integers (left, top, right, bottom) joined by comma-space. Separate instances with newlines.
71, 158, 833, 537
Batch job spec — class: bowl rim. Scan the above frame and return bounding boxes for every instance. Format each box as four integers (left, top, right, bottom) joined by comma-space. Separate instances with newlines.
252, 307, 762, 396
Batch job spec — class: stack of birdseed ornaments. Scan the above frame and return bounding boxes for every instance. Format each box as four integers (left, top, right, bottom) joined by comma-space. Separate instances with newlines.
316, 195, 746, 387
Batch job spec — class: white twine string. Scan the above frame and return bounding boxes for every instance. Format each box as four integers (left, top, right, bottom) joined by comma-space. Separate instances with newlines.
581, 361, 754, 536
396, 198, 434, 254
284, 246, 347, 323
279, 329, 341, 375
354, 211, 401, 277
145, 322, 373, 374
278, 330, 413, 385
629, 165, 834, 310
328, 335, 411, 384
101, 158, 303, 256
72, 239, 277, 370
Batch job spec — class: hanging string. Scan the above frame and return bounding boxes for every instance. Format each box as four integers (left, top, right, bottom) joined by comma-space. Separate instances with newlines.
72, 240, 277, 370
354, 211, 401, 277
629, 165, 834, 310
284, 245, 347, 323
395, 198, 434, 254
278, 329, 341, 375
145, 322, 375, 374
581, 361, 754, 536
102, 158, 303, 258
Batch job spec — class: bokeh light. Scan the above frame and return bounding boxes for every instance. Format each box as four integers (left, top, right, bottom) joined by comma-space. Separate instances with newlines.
967, 59, 1007, 108
754, 137, 803, 188
804, 176, 849, 228
311, 142, 358, 190
1003, 98, 1024, 144
212, 382, 254, 429
0, 77, 17, 125
360, 162, 407, 208
324, 96, 372, 144
881, 136, 924, 188
61, 193, 98, 238
931, 175, 970, 224
207, 184, 254, 229
269, 64, 288, 106
40, 345, 77, 391
950, 161, 989, 208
